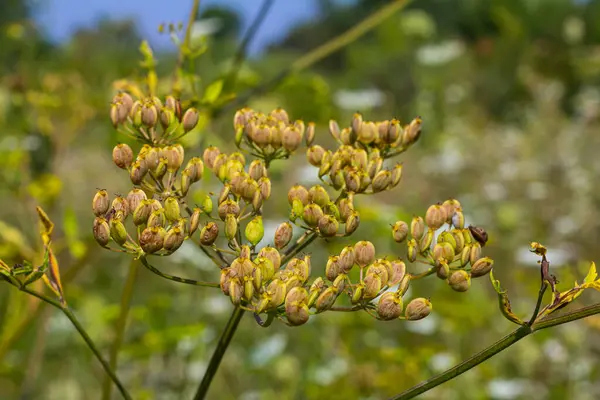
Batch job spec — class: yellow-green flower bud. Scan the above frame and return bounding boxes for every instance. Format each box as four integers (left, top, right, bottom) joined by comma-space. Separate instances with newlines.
126, 188, 147, 217
111, 196, 129, 218
200, 222, 219, 245
112, 143, 133, 169
363, 273, 382, 300
438, 231, 457, 250
154, 157, 167, 180
425, 204, 446, 230
433, 242, 455, 264
141, 101, 158, 128
229, 279, 243, 305
448, 270, 471, 292
164, 197, 180, 222
338, 246, 355, 273
345, 211, 360, 235
354, 241, 375, 267
224, 214, 238, 241
451, 229, 465, 253
459, 245, 471, 267
266, 279, 286, 308
164, 226, 185, 252
390, 163, 403, 188
452, 208, 465, 229
371, 170, 391, 193
471, 256, 494, 278
254, 257, 274, 282
159, 107, 176, 130
315, 287, 337, 312
350, 283, 364, 304
164, 95, 182, 120
367, 157, 383, 179
258, 246, 281, 270
302, 203, 324, 227
305, 122, 315, 146
325, 256, 340, 282
308, 185, 330, 208
405, 297, 432, 321
93, 217, 110, 246
188, 208, 201, 235
109, 216, 128, 248
203, 146, 221, 170
92, 189, 110, 217
338, 195, 355, 221
306, 145, 325, 167
288, 185, 309, 206
245, 216, 264, 246
377, 292, 403, 320
469, 242, 482, 265
436, 260, 450, 279
442, 199, 461, 224
201, 194, 213, 214
407, 239, 417, 262
462, 228, 473, 245
140, 226, 165, 254
274, 222, 293, 249
410, 216, 425, 240
392, 221, 409, 243
132, 199, 152, 225
318, 215, 339, 237
419, 228, 435, 253
323, 202, 341, 221
182, 107, 199, 132
147, 209, 166, 228
397, 274, 411, 296
402, 116, 422, 146
243, 278, 255, 301
180, 170, 192, 196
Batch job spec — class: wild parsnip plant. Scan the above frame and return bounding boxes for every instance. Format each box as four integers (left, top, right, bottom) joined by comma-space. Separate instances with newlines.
4, 1, 600, 400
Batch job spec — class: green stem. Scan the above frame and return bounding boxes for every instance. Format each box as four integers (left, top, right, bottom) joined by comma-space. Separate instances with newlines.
140, 257, 219, 287
173, 0, 201, 97
193, 307, 245, 400
20, 287, 132, 400
527, 281, 547, 326
102, 260, 139, 400
391, 301, 600, 399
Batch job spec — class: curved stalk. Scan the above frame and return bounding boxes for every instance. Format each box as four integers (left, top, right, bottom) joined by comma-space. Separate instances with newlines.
20, 287, 132, 400
140, 257, 219, 288
193, 307, 245, 400
102, 260, 139, 400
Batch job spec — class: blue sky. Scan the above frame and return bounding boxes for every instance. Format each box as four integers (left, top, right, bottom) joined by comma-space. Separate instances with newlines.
34, 0, 324, 54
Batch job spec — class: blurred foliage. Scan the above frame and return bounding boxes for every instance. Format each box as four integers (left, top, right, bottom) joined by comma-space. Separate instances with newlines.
1, 0, 600, 400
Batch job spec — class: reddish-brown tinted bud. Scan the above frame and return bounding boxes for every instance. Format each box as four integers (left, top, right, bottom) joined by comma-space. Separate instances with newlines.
258, 246, 281, 270
402, 116, 422, 146
184, 157, 204, 183
306, 145, 325, 166
345, 211, 360, 235
354, 241, 375, 267
248, 159, 267, 181
410, 216, 425, 239
92, 189, 110, 217
338, 195, 355, 221
282, 126, 302, 152
471, 256, 494, 278
274, 222, 293, 249
387, 259, 406, 286
111, 196, 129, 218
302, 203, 324, 227
140, 226, 165, 254
112, 143, 133, 169
318, 215, 339, 237
126, 188, 147, 216
199, 222, 219, 245
258, 177, 271, 200
141, 100, 158, 128
305, 122, 315, 146
442, 199, 461, 224
366, 157, 383, 179
308, 185, 330, 208
425, 204, 447, 230
218, 199, 240, 220
93, 217, 110, 246
164, 96, 182, 120
338, 246, 355, 273
392, 221, 409, 243
448, 270, 471, 292
164, 226, 185, 252
405, 297, 432, 320
363, 273, 382, 299
202, 146, 220, 170
182, 107, 199, 132
288, 185, 309, 206
377, 292, 403, 320
371, 170, 391, 192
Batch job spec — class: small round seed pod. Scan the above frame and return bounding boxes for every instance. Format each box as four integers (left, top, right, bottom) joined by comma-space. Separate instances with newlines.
126, 188, 147, 216
112, 143, 134, 169
248, 159, 267, 181
203, 146, 221, 170
218, 199, 241, 220
164, 226, 185, 252
133, 199, 153, 226
448, 270, 471, 292
471, 256, 494, 278
306, 145, 326, 167
325, 256, 341, 282
469, 242, 482, 265
318, 215, 339, 237
338, 246, 355, 273
315, 287, 337, 313
139, 226, 166, 254
257, 246, 281, 270
402, 116, 422, 146
410, 216, 425, 240
308, 185, 330, 208
274, 222, 293, 249
111, 196, 129, 219
245, 216, 264, 246
199, 222, 219, 245
224, 214, 238, 241
392, 221, 409, 243
371, 170, 392, 193
407, 239, 418, 262
302, 203, 324, 227
405, 297, 432, 321
363, 273, 382, 300
345, 211, 360, 235
93, 217, 110, 246
288, 185, 309, 206
442, 199, 461, 224
92, 189, 110, 217
387, 259, 406, 286
425, 204, 446, 230
164, 197, 181, 222
354, 241, 375, 267
377, 292, 403, 321
182, 107, 200, 132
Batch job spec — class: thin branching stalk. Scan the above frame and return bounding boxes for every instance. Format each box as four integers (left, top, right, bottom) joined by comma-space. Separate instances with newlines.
20, 287, 132, 400
193, 307, 245, 400
102, 259, 139, 400
140, 257, 219, 287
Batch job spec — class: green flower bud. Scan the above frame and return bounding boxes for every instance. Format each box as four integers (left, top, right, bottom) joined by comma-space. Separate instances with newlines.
442, 199, 461, 224
329, 119, 341, 141
410, 216, 425, 240
111, 196, 129, 218
164, 95, 182, 120
218, 199, 240, 220
351, 284, 364, 304
188, 208, 201, 235
131, 100, 143, 127
425, 204, 447, 230
451, 229, 465, 253
92, 189, 110, 217
182, 107, 199, 132
203, 146, 221, 170
433, 242, 455, 265
436, 260, 450, 279
274, 222, 293, 249
255, 257, 275, 282
318, 215, 339, 237
438, 231, 457, 250
245, 216, 264, 246
159, 107, 176, 130
469, 242, 482, 265
405, 297, 432, 321
244, 278, 255, 301
318, 159, 332, 177
154, 157, 167, 180
452, 208, 465, 229
308, 185, 330, 208
180, 170, 192, 196
164, 197, 181, 222
225, 214, 238, 241
201, 194, 213, 214
471, 256, 494, 278
325, 256, 340, 282
419, 228, 435, 253
132, 199, 152, 225
147, 209, 166, 228
390, 163, 403, 188
392, 221, 409, 243
363, 273, 382, 300
459, 245, 471, 267
288, 185, 309, 206
302, 203, 324, 227
305, 122, 315, 147
266, 279, 287, 308
139, 226, 165, 254
345, 211, 360, 235
407, 239, 418, 262
258, 246, 281, 270
387, 259, 406, 286
402, 116, 422, 146
377, 292, 403, 321
258, 177, 271, 200
367, 157, 383, 179
448, 270, 471, 292
397, 274, 411, 296
367, 261, 389, 287
462, 228, 473, 245
354, 241, 375, 267
338, 195, 355, 221
93, 217, 110, 246
315, 287, 337, 312
200, 222, 219, 245
164, 226, 185, 252
229, 279, 243, 305
307, 145, 326, 167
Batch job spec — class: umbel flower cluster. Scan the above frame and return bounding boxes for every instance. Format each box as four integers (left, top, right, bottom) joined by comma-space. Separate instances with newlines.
92, 92, 494, 326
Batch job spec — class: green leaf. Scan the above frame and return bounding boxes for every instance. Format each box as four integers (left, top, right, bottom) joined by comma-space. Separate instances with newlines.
202, 79, 224, 104
489, 271, 524, 325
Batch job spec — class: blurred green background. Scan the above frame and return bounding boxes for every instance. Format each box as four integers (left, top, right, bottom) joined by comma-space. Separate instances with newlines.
2, 0, 600, 399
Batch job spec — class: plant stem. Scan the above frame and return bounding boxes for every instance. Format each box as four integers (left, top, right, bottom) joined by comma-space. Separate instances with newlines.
224, 0, 275, 90
281, 232, 318, 265
20, 287, 132, 400
527, 281, 547, 326
140, 257, 219, 288
391, 301, 600, 399
219, 0, 412, 115
102, 260, 139, 400
173, 0, 201, 97
193, 307, 245, 400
